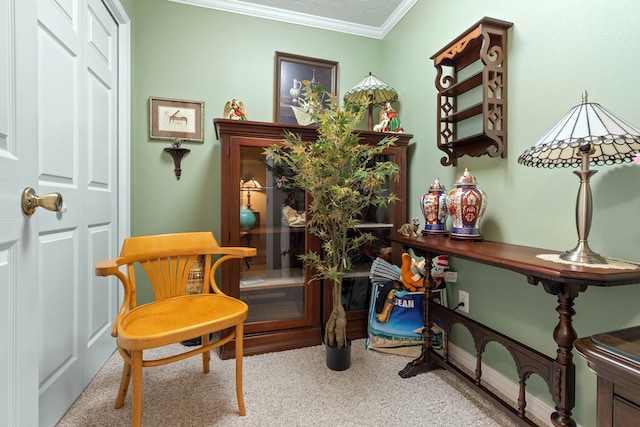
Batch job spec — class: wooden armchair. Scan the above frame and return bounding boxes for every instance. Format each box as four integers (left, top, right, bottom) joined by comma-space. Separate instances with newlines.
95, 232, 255, 427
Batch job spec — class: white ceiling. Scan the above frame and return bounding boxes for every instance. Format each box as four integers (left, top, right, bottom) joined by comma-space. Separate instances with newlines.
170, 0, 418, 39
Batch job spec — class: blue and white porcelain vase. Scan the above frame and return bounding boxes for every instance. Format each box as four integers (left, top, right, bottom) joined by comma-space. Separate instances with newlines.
446, 168, 487, 241
420, 177, 449, 235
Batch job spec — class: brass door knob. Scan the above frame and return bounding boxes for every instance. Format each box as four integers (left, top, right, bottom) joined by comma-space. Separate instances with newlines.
21, 187, 63, 216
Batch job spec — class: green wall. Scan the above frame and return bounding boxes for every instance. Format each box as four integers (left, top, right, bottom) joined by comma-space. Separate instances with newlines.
389, 2, 640, 425
130, 0, 381, 238
128, 1, 640, 425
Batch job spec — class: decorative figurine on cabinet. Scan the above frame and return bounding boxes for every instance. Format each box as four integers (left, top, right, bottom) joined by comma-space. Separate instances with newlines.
374, 101, 404, 133
223, 99, 247, 120
281, 204, 305, 227
397, 217, 420, 237
372, 109, 389, 132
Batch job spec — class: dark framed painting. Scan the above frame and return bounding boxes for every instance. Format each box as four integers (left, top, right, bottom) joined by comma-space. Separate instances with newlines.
274, 51, 338, 125
149, 97, 204, 142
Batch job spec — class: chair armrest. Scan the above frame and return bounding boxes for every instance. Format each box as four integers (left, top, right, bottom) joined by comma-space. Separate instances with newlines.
95, 257, 121, 276
213, 246, 257, 257
210, 247, 257, 294
95, 257, 132, 337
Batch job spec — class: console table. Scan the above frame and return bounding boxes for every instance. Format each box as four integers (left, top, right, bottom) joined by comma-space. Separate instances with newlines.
389, 234, 640, 427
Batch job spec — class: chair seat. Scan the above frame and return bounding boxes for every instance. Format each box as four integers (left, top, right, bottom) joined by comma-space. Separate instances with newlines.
118, 294, 248, 350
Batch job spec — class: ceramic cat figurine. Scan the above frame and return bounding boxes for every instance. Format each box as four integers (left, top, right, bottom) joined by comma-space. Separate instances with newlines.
397, 217, 420, 237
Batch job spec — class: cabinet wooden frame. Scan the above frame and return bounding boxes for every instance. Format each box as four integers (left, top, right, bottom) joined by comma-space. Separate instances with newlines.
215, 118, 412, 358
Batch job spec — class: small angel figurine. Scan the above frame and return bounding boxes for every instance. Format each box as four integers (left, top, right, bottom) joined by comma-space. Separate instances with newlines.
223, 99, 247, 120
383, 101, 403, 132
374, 101, 403, 133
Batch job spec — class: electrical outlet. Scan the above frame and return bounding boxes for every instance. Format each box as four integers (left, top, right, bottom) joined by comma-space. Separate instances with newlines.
458, 290, 469, 313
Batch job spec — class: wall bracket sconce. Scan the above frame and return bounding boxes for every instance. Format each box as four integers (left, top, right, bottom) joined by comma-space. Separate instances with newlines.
163, 139, 190, 180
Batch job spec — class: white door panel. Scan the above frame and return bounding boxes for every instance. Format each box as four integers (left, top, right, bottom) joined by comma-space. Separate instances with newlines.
86, 225, 116, 377
0, 244, 24, 426
1, 0, 39, 426
1, 0, 127, 425
38, 230, 83, 427
83, 0, 119, 383
39, 232, 79, 381
37, 0, 120, 425
36, 2, 85, 422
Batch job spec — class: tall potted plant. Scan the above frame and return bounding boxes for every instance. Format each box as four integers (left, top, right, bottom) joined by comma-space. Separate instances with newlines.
264, 82, 400, 369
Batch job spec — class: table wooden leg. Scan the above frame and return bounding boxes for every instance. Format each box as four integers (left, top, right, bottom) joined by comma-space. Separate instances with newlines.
399, 284, 442, 378
549, 285, 579, 427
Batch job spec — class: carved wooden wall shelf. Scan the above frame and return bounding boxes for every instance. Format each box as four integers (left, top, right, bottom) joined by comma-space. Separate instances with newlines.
431, 17, 513, 166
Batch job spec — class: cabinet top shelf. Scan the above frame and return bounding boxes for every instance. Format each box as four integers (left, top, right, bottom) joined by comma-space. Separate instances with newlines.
431, 17, 514, 67
214, 118, 413, 146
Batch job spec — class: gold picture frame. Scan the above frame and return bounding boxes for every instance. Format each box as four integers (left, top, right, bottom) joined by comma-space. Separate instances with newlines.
274, 51, 338, 125
149, 97, 204, 142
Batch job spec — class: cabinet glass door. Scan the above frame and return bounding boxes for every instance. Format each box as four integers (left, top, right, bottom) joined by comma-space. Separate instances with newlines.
341, 153, 397, 314
239, 145, 307, 324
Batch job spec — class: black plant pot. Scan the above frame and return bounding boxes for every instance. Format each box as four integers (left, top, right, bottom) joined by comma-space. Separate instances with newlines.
325, 339, 351, 371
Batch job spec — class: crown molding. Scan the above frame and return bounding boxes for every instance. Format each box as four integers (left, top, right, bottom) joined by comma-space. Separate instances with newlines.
169, 0, 416, 39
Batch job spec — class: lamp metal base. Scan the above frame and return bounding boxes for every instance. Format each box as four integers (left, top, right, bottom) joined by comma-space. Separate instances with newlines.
559, 242, 607, 265
560, 152, 608, 265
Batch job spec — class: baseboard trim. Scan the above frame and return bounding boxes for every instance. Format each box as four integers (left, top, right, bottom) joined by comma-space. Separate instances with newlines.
447, 342, 554, 426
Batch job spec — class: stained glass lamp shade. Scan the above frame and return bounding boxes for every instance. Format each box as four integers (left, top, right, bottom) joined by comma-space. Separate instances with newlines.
518, 92, 640, 263
343, 72, 398, 131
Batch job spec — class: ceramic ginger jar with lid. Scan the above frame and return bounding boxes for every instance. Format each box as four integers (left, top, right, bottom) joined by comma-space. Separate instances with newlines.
420, 177, 449, 235
445, 168, 487, 241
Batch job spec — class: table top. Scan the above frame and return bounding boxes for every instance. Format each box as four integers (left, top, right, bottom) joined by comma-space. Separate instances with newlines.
591, 326, 640, 364
390, 234, 640, 287
575, 326, 640, 385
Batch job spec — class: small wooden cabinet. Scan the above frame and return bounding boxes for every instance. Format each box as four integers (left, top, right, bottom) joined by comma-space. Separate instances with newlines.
576, 326, 640, 427
215, 119, 412, 358
431, 17, 513, 166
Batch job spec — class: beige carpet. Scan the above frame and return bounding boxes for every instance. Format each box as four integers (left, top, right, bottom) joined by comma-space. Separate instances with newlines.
56, 340, 518, 426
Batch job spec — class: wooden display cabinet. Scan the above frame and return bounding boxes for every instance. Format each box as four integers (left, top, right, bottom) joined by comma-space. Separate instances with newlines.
215, 119, 411, 358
